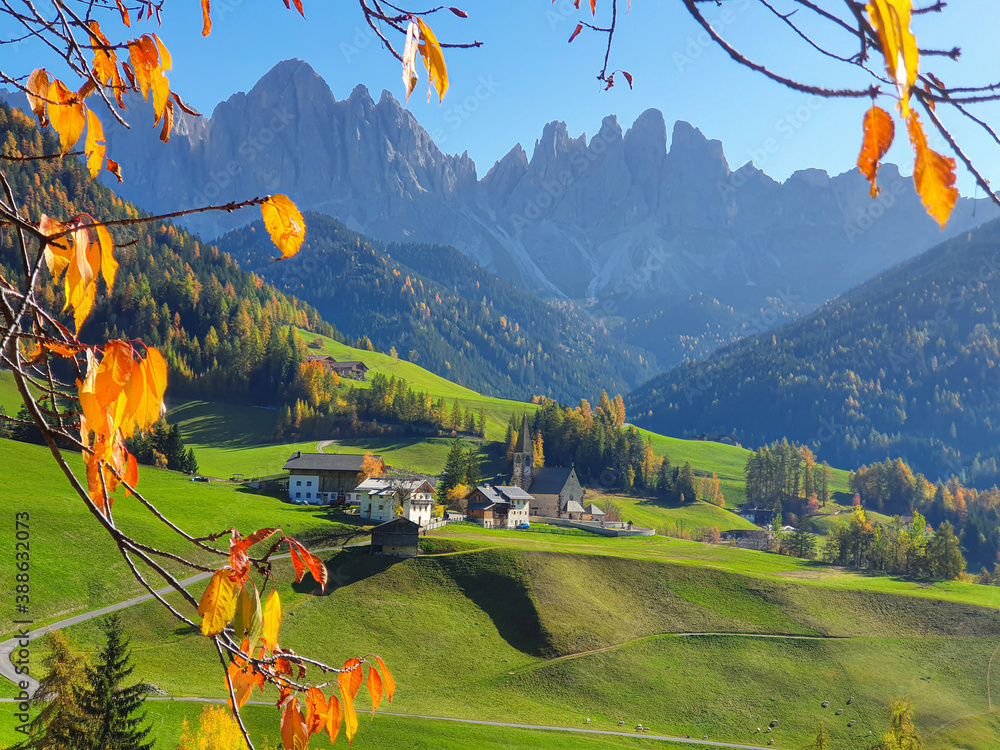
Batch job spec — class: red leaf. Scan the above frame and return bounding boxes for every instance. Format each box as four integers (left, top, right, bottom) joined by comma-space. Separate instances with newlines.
568, 23, 583, 43
287, 537, 329, 591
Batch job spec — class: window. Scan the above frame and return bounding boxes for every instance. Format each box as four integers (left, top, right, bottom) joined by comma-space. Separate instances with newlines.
307, 481, 312, 487
306, 493, 311, 499
296, 492, 301, 499
378, 504, 384, 511
296, 480, 301, 486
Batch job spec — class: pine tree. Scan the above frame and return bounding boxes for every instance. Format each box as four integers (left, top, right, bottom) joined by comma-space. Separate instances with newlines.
612, 394, 626, 427
0, 405, 10, 439
11, 403, 43, 444
597, 389, 613, 419
438, 440, 467, 498
12, 632, 88, 749
464, 448, 482, 487
450, 399, 462, 431
77, 614, 153, 750
477, 405, 487, 438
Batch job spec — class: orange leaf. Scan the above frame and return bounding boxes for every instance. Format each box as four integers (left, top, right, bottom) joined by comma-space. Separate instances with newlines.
373, 656, 395, 703
26, 69, 50, 126
343, 657, 363, 699
43, 342, 82, 358
326, 692, 342, 743
201, 0, 212, 36
261, 195, 306, 258
198, 568, 240, 636
47, 80, 85, 155
857, 105, 895, 198
305, 686, 327, 735
367, 663, 383, 719
226, 661, 256, 710
84, 108, 105, 180
64, 223, 100, 332
152, 34, 172, 71
106, 158, 123, 182
569, 23, 583, 43
114, 0, 131, 26
160, 99, 175, 143
906, 110, 958, 229
288, 543, 306, 584
281, 697, 309, 750
241, 527, 280, 549
338, 670, 359, 745
416, 18, 448, 103
262, 589, 282, 652
123, 450, 139, 496
286, 537, 328, 590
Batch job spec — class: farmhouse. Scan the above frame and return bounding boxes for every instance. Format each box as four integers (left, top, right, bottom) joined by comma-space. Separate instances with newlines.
306, 354, 369, 380
283, 451, 385, 504
511, 415, 585, 518
465, 484, 532, 529
739, 506, 778, 528
370, 517, 420, 558
357, 476, 436, 526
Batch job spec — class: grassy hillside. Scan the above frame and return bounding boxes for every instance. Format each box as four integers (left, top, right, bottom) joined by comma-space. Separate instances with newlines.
0, 438, 363, 630
588, 496, 760, 534
5, 537, 997, 749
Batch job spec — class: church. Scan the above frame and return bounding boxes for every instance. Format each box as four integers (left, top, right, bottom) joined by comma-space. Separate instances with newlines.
511, 415, 586, 519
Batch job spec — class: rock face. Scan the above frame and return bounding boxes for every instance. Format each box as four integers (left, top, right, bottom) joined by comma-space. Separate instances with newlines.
9, 58, 992, 361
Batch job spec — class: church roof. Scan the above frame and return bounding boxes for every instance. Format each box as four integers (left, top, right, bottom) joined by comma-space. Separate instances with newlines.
565, 500, 586, 514
516, 414, 532, 454
529, 466, 576, 495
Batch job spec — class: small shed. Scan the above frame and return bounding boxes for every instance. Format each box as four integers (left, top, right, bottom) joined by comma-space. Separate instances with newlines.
565, 499, 586, 521
370, 517, 420, 558
582, 504, 606, 522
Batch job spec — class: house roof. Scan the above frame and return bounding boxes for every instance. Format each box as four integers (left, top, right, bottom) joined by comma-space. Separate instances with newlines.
332, 360, 367, 369
565, 500, 586, 514
283, 452, 382, 473
529, 466, 576, 496
472, 485, 533, 506
585, 504, 605, 516
356, 477, 435, 495
371, 517, 420, 534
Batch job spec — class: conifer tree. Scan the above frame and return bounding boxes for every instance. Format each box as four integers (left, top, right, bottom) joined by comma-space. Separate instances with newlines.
464, 448, 482, 487
12, 632, 88, 750
532, 432, 545, 468
77, 615, 153, 750
438, 440, 467, 498
477, 405, 487, 437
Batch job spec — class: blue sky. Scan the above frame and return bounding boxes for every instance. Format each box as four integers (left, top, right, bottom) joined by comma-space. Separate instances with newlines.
10, 1, 1000, 192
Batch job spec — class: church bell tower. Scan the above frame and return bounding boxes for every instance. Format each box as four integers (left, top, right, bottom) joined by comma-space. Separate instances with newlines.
511, 414, 533, 491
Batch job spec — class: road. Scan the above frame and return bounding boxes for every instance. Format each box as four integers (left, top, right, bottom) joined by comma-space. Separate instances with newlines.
0, 693, 778, 749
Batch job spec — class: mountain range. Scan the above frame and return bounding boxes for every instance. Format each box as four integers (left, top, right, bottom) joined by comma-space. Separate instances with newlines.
7, 58, 992, 369
628, 215, 1000, 484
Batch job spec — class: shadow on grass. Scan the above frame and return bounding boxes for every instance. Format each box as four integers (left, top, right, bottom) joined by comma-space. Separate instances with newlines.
304, 549, 402, 597
168, 399, 282, 449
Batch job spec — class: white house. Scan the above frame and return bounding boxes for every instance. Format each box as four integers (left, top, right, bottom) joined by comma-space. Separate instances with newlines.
464, 485, 532, 529
357, 477, 436, 527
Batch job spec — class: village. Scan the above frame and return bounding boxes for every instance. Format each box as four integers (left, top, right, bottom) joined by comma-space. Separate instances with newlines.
280, 416, 657, 556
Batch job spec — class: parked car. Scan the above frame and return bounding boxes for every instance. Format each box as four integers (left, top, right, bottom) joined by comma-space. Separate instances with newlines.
516, 523, 531, 530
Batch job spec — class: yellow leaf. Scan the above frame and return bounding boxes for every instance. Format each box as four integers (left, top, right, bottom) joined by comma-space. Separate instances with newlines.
261, 195, 306, 258
416, 18, 448, 103
84, 108, 105, 180
373, 655, 395, 702
64, 224, 100, 332
338, 670, 359, 744
198, 568, 240, 636
402, 20, 420, 104
857, 106, 895, 198
201, 0, 212, 36
867, 0, 919, 115
95, 224, 117, 289
47, 80, 85, 155
38, 215, 73, 279
262, 589, 282, 651
906, 110, 958, 229
152, 33, 172, 71
26, 69, 49, 126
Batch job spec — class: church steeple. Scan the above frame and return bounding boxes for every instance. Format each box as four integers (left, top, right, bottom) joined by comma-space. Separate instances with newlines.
512, 414, 533, 490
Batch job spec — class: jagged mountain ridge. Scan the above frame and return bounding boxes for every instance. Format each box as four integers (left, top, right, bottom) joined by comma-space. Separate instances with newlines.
6, 58, 993, 369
